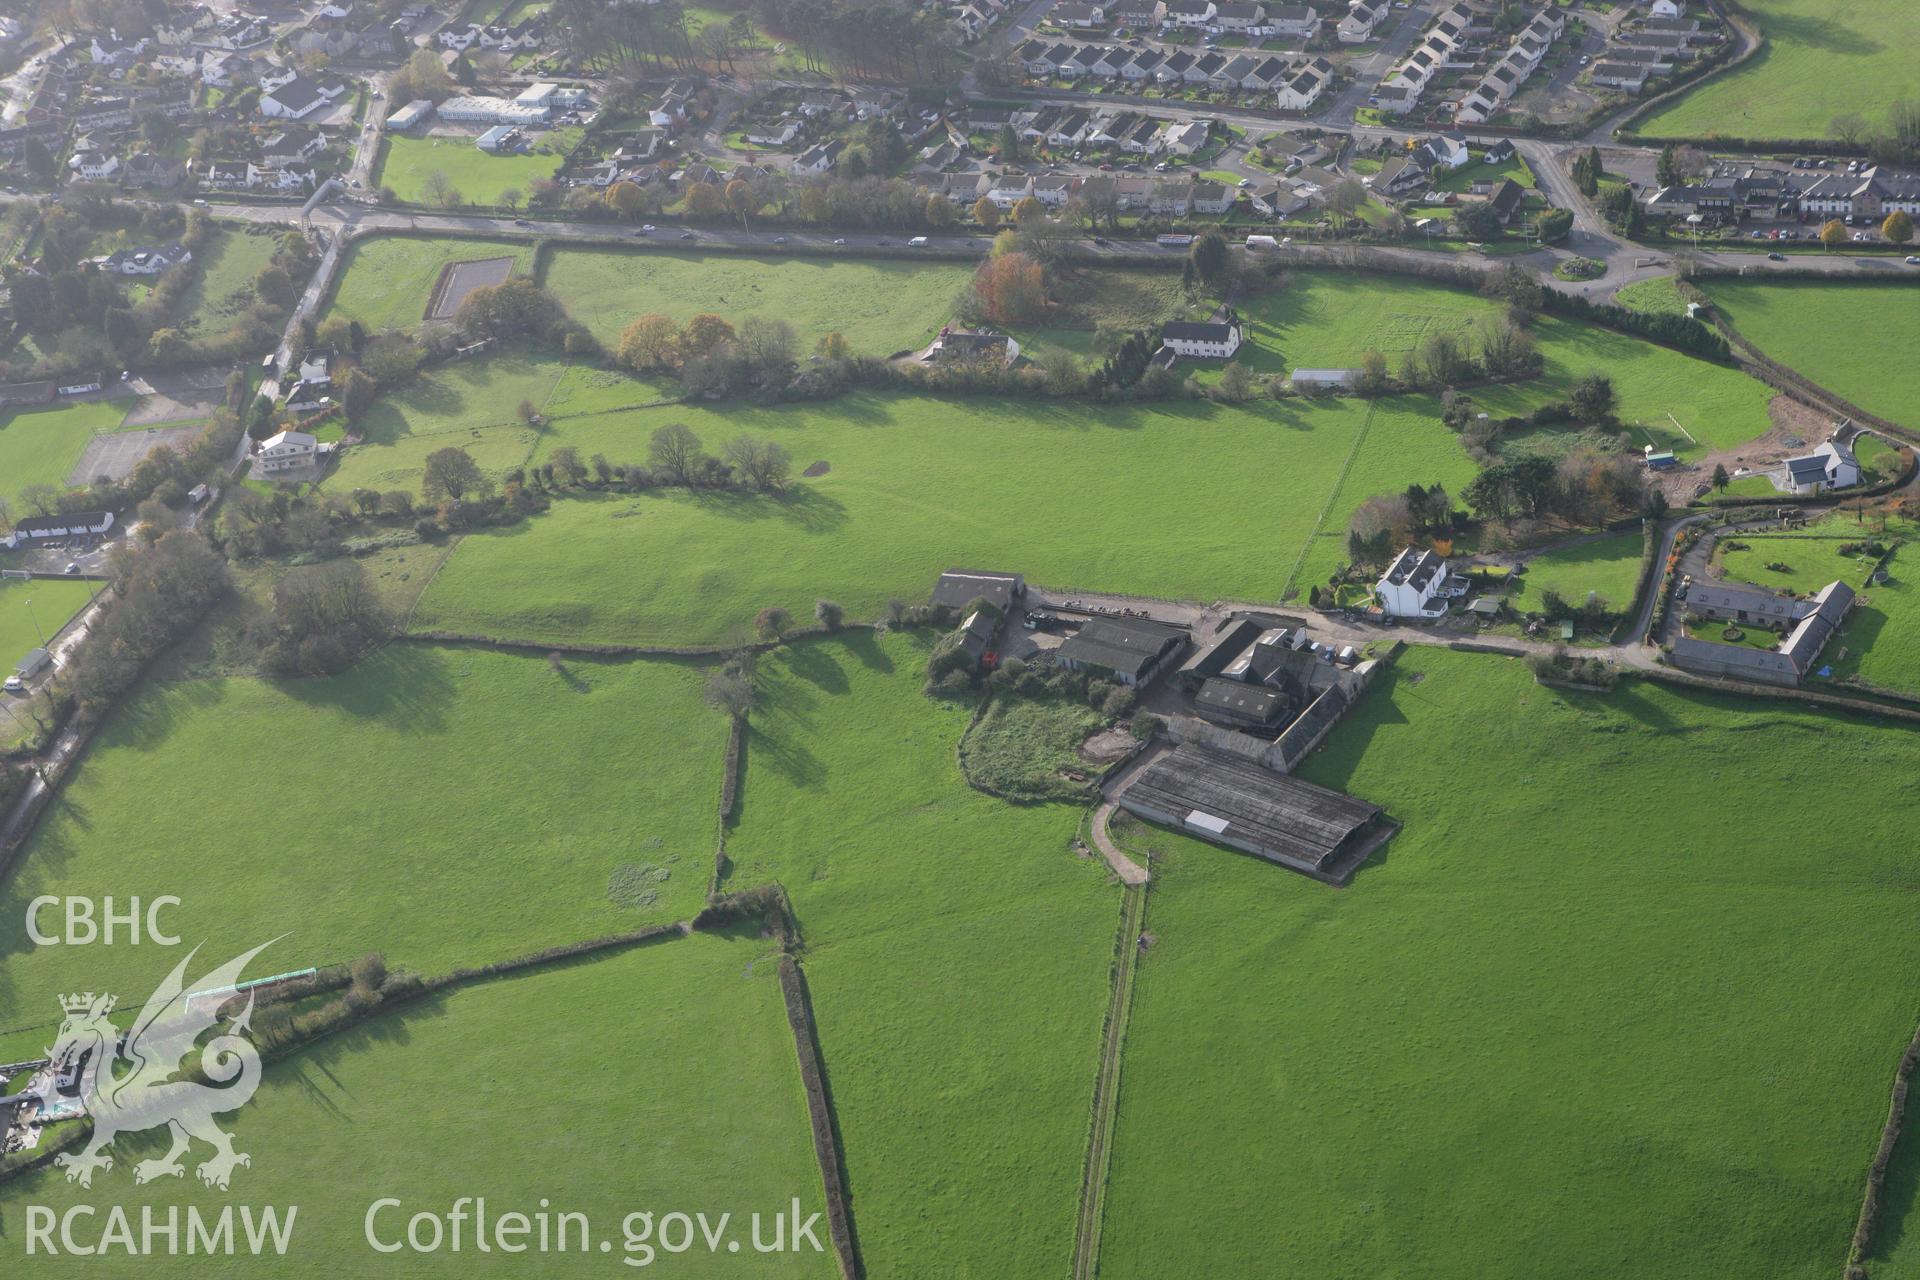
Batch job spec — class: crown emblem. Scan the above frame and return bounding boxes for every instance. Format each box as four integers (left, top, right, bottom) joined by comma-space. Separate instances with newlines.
61, 992, 116, 1016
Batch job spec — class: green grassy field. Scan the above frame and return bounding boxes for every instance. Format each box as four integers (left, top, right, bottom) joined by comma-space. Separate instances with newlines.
0, 577, 94, 665
1099, 647, 1920, 1278
408, 392, 1376, 646
175, 227, 280, 338
1226, 271, 1772, 456
0, 933, 834, 1278
1702, 280, 1920, 426
374, 134, 572, 207
320, 235, 535, 334
1636, 0, 1920, 141
1507, 529, 1647, 613
323, 353, 672, 497
1613, 274, 1691, 317
538, 247, 974, 356
0, 645, 729, 1017
0, 398, 139, 500
720, 630, 1116, 1276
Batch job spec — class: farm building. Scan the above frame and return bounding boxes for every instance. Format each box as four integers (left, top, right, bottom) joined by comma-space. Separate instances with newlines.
931, 569, 1025, 614
1194, 678, 1289, 730
1177, 616, 1268, 685
1118, 745, 1394, 882
1682, 579, 1809, 629
930, 330, 1020, 366
1056, 617, 1188, 686
1672, 579, 1853, 686
956, 609, 1000, 664
385, 98, 434, 130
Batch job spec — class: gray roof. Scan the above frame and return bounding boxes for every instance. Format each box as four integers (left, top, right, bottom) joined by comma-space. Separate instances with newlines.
1670, 635, 1799, 680
1194, 678, 1288, 725
1780, 580, 1853, 673
932, 569, 1023, 612
1120, 744, 1379, 871
1057, 617, 1187, 680
1382, 546, 1445, 592
1682, 580, 1808, 624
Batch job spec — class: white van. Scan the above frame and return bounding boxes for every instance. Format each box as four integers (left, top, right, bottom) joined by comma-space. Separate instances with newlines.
907, 236, 929, 247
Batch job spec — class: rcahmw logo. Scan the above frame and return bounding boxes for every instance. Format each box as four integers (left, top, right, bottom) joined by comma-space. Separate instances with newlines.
47, 939, 278, 1189
26, 1204, 298, 1258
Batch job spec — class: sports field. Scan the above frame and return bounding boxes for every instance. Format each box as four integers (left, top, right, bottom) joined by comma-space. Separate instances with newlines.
1099, 647, 1920, 1278
374, 133, 573, 207
539, 247, 974, 355
1636, 0, 1920, 141
0, 399, 139, 502
721, 630, 1115, 1276
320, 235, 535, 334
407, 392, 1378, 646
1702, 279, 1920, 427
0, 577, 94, 665
0, 933, 834, 1278
0, 645, 730, 1017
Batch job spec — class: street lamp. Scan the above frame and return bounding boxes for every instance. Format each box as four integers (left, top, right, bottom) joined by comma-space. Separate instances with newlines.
25, 596, 45, 647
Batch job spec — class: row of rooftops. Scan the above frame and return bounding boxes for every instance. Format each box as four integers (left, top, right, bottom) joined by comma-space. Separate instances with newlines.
1675, 578, 1856, 683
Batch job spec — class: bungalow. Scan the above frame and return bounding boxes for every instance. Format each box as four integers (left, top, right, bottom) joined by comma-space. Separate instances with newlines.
1339, 0, 1386, 43
1192, 180, 1234, 213
1487, 178, 1525, 225
261, 127, 326, 162
1048, 109, 1094, 146
1160, 307, 1243, 358
1190, 52, 1229, 82
257, 429, 320, 474
743, 119, 800, 147
1150, 176, 1195, 214
1120, 48, 1163, 80
259, 76, 329, 119
989, 171, 1036, 207
1241, 56, 1292, 92
1156, 50, 1197, 82
1368, 154, 1428, 198
1214, 55, 1260, 89
1088, 47, 1131, 79
1375, 546, 1453, 618
794, 139, 844, 174
98, 242, 191, 275
1056, 44, 1097, 77
1589, 61, 1652, 93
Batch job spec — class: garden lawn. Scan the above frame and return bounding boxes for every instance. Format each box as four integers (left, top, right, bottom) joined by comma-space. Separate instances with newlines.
175, 226, 279, 338
721, 630, 1116, 1277
1702, 280, 1920, 426
1613, 274, 1691, 317
0, 398, 139, 501
1715, 518, 1920, 694
409, 392, 1374, 647
1507, 529, 1646, 614
539, 247, 974, 356
321, 234, 534, 334
1100, 647, 1920, 1279
0, 644, 729, 1017
374, 133, 571, 207
1636, 0, 1920, 141
0, 577, 94, 663
0, 933, 834, 1278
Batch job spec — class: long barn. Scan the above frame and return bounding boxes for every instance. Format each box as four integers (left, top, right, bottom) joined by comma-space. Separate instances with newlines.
1118, 745, 1395, 883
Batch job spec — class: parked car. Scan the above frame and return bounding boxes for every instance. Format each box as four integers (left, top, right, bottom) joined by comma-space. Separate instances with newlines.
63, 562, 79, 575
513, 218, 531, 226
1766, 252, 1785, 261
679, 230, 695, 239
772, 235, 788, 243
1905, 256, 1920, 265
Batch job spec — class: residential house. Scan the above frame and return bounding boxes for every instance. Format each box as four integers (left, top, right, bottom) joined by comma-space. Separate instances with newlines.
69, 150, 120, 180
1033, 173, 1075, 207
98, 243, 192, 275
261, 127, 326, 163
1120, 48, 1163, 80
1156, 50, 1197, 81
1191, 180, 1233, 213
1160, 306, 1243, 358
794, 139, 844, 174
1375, 546, 1454, 618
1778, 432, 1862, 495
1339, 0, 1386, 42
1150, 176, 1195, 214
1241, 55, 1292, 92
1274, 59, 1330, 110
121, 152, 188, 189
1372, 80, 1419, 114
1163, 0, 1218, 27
1053, 2, 1108, 27
1212, 3, 1270, 33
1266, 3, 1318, 37
257, 429, 320, 474
1114, 1, 1167, 26
1487, 178, 1525, 225
1590, 61, 1651, 93
259, 76, 330, 119
1213, 54, 1259, 89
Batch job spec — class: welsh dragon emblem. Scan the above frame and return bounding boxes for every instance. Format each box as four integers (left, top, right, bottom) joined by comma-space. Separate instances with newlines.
47, 940, 276, 1190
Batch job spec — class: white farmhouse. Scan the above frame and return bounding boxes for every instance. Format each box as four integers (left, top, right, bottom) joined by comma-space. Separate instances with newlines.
1159, 308, 1243, 359
257, 430, 320, 475
1375, 547, 1453, 618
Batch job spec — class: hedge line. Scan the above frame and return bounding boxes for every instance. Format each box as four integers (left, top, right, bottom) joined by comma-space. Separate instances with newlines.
709, 713, 746, 898
1611, 520, 1663, 644
776, 953, 863, 1280
1848, 1022, 1920, 1275
1703, 309, 1917, 444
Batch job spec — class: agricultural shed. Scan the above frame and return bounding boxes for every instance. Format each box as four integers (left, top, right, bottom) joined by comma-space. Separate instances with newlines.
1056, 617, 1188, 687
932, 569, 1025, 614
1118, 745, 1392, 881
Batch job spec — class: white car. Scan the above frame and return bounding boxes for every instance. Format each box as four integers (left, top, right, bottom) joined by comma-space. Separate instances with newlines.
833, 237, 847, 244
3, 676, 25, 694
1906, 255, 1920, 264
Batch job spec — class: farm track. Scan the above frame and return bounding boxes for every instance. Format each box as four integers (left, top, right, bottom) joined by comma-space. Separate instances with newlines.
1072, 879, 1147, 1280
